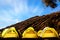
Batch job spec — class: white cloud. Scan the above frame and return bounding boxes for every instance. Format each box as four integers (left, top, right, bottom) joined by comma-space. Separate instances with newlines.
0, 0, 28, 13
0, 10, 21, 29
0, 0, 43, 29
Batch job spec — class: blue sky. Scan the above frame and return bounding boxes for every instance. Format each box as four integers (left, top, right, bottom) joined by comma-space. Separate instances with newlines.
0, 0, 60, 29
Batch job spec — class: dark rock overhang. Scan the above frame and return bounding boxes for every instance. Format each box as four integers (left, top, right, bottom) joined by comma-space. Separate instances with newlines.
0, 11, 60, 34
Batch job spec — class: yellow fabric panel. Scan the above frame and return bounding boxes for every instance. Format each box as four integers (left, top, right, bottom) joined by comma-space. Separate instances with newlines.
2, 27, 19, 38
22, 27, 38, 38
40, 27, 59, 38
37, 30, 42, 37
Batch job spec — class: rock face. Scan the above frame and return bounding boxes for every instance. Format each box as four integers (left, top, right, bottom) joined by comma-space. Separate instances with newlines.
0, 11, 60, 35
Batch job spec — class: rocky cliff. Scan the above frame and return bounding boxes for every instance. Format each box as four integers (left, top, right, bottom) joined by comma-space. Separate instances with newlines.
0, 11, 60, 35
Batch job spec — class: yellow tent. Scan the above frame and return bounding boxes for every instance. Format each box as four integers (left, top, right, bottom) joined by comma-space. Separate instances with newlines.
22, 27, 38, 38
37, 30, 42, 37
40, 27, 59, 38
2, 27, 19, 38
